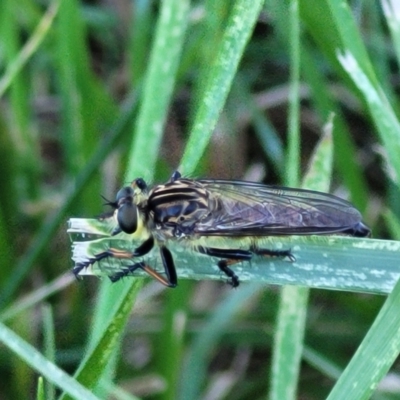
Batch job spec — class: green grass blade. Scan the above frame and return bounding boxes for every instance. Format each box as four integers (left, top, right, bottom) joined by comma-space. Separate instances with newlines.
327, 277, 400, 400
42, 305, 56, 400
0, 322, 100, 400
338, 51, 400, 185
179, 0, 264, 175
0, 91, 139, 307
232, 78, 285, 177
59, 281, 143, 400
129, 0, 154, 85
285, 0, 300, 188
179, 283, 264, 399
270, 1, 304, 398
270, 119, 334, 400
36, 377, 44, 400
270, 286, 309, 400
300, 45, 369, 210
69, 217, 397, 295
0, 0, 60, 99
157, 281, 192, 400
301, 0, 400, 185
302, 345, 341, 381
299, 0, 376, 81
125, 0, 190, 180
82, 0, 191, 395
382, 0, 400, 69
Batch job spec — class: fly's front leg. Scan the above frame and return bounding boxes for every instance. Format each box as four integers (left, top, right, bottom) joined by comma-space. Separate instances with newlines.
73, 250, 113, 277
111, 245, 178, 287
197, 247, 253, 288
112, 243, 178, 287
73, 237, 155, 281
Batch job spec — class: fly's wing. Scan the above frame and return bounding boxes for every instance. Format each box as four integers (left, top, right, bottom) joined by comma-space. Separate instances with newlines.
194, 179, 364, 236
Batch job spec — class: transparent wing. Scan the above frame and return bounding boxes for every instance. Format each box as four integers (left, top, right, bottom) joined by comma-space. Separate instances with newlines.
194, 179, 364, 236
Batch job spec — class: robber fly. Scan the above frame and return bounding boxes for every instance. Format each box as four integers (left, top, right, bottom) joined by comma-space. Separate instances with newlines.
74, 171, 370, 287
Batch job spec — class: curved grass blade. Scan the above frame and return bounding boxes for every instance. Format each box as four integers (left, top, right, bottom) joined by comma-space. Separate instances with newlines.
327, 277, 400, 400
0, 322, 100, 400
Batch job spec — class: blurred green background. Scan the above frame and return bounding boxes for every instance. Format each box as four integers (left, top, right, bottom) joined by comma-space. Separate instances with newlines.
1, 0, 400, 399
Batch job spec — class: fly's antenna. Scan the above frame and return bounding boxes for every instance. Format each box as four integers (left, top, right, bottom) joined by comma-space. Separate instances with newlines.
101, 195, 118, 209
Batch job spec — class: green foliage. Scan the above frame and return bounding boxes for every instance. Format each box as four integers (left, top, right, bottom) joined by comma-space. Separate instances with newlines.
0, 0, 399, 399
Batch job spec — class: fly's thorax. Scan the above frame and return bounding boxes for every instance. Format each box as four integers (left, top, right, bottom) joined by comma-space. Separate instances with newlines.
146, 179, 217, 240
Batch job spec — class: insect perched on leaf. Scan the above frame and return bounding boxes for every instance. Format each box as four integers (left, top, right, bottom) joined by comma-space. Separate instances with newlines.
73, 171, 370, 287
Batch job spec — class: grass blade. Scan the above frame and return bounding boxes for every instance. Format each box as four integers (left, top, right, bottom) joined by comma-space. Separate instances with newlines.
0, 322, 100, 400
125, 0, 190, 180
179, 0, 264, 175
69, 218, 397, 295
270, 117, 334, 399
327, 277, 400, 400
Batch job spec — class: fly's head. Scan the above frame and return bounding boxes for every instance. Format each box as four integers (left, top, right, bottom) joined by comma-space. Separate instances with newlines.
112, 178, 148, 235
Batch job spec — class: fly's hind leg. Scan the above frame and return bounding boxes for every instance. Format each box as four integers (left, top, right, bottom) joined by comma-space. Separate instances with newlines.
250, 246, 295, 262
197, 247, 253, 288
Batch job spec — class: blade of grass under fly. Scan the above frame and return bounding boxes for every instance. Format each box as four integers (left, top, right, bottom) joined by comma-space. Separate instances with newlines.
179, 0, 264, 176
270, 118, 334, 399
69, 216, 400, 295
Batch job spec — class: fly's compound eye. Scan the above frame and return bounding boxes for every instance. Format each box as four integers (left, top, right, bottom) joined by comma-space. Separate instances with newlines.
117, 200, 138, 234
116, 186, 134, 203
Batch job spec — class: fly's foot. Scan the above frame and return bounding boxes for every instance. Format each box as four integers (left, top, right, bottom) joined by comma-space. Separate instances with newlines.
108, 261, 146, 282
72, 250, 113, 278
218, 259, 240, 288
